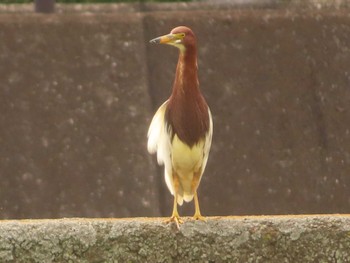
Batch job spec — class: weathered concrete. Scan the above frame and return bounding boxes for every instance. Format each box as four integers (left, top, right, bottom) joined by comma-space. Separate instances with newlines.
0, 13, 159, 218
0, 3, 349, 219
0, 215, 349, 262
1, 1, 350, 14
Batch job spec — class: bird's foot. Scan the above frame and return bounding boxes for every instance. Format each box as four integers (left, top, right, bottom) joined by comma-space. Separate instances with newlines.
193, 213, 206, 221
165, 215, 183, 229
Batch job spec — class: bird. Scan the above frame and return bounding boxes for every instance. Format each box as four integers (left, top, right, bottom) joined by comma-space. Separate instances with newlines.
147, 26, 213, 227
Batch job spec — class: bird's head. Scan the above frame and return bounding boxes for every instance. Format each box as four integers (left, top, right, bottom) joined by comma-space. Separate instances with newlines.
149, 26, 196, 53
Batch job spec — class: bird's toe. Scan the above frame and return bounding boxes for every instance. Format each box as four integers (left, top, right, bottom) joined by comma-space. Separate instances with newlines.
165, 215, 183, 229
193, 213, 206, 221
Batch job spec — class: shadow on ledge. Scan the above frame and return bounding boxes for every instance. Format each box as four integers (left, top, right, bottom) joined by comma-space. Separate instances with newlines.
0, 215, 349, 262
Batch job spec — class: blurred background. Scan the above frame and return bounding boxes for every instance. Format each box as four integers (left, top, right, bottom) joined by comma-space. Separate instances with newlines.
0, 0, 349, 219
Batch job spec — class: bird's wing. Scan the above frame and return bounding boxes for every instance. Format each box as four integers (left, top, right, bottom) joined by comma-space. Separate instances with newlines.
147, 100, 169, 156
147, 100, 174, 195
201, 107, 213, 175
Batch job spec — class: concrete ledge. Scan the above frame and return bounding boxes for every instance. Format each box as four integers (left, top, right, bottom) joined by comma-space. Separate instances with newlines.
1, 215, 349, 262
1, 1, 349, 14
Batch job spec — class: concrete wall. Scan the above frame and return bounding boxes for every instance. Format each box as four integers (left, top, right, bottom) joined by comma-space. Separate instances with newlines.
0, 215, 349, 262
0, 3, 349, 219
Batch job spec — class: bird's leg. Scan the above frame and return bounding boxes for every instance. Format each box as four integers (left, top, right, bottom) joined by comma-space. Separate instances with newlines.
168, 195, 183, 229
193, 191, 205, 221
191, 170, 206, 221
165, 174, 183, 228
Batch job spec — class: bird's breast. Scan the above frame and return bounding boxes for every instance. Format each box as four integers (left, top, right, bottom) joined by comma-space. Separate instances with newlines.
171, 134, 204, 174
166, 95, 209, 147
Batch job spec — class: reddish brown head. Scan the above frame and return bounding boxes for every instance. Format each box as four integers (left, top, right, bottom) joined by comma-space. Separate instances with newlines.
149, 26, 196, 54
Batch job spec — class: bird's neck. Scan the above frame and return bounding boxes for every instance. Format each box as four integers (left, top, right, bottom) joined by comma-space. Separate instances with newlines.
167, 47, 209, 146
172, 48, 199, 97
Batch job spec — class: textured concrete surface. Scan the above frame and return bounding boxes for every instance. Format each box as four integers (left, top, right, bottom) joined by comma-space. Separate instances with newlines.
1, 1, 350, 14
0, 215, 349, 262
0, 14, 159, 218
0, 4, 349, 219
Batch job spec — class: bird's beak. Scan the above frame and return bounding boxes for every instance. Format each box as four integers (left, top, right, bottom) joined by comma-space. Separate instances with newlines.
149, 33, 185, 45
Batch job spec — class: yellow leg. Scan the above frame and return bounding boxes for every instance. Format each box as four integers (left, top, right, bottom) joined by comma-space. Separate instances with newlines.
193, 191, 205, 221
166, 194, 183, 229
165, 174, 183, 229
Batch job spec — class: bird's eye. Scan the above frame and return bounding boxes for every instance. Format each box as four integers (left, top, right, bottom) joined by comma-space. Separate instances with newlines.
180, 33, 185, 38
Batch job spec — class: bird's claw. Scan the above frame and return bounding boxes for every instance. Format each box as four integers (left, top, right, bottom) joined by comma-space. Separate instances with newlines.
193, 214, 206, 221
165, 215, 183, 229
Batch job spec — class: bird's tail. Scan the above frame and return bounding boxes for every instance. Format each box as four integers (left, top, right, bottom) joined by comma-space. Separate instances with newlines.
177, 192, 194, 206
176, 175, 195, 206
